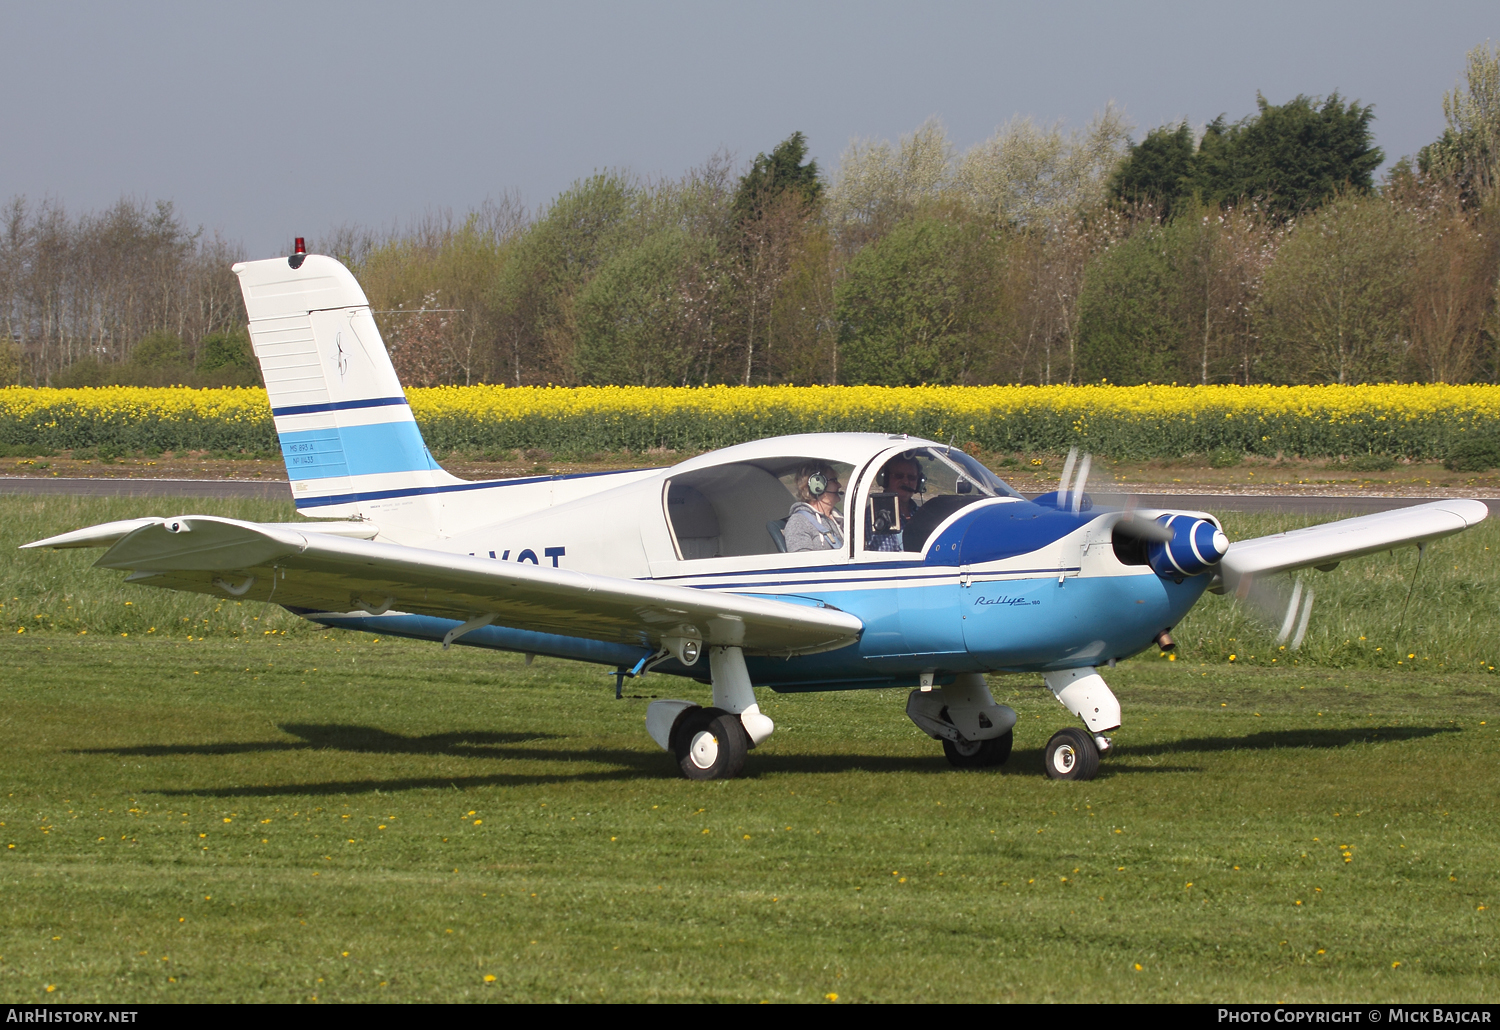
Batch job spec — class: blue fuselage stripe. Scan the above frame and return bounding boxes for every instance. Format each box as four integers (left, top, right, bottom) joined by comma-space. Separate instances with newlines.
291, 467, 645, 506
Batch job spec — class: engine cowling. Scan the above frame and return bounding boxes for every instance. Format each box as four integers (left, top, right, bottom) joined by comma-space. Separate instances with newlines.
1148, 515, 1229, 578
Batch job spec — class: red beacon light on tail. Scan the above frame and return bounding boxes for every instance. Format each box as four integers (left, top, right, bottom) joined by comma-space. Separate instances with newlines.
289, 237, 307, 269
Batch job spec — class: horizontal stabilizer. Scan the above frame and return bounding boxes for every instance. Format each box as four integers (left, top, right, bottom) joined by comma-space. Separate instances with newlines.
86, 516, 863, 658
1220, 499, 1488, 587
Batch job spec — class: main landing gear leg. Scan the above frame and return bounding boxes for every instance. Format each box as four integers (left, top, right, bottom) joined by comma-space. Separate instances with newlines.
1041, 667, 1121, 781
644, 646, 773, 781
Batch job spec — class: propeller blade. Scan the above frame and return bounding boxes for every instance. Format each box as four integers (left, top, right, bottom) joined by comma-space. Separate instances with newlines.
1058, 447, 1078, 504
1290, 587, 1315, 650
1274, 578, 1304, 644
1227, 570, 1316, 651
1071, 453, 1092, 514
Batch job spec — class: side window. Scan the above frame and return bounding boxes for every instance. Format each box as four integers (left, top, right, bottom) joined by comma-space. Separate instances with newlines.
665, 458, 852, 560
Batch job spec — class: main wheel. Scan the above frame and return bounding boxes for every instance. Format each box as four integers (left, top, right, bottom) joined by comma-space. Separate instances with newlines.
942, 729, 1013, 769
672, 707, 749, 781
1044, 728, 1100, 781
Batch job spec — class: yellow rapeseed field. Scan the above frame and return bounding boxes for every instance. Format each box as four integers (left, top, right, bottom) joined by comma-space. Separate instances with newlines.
1, 383, 1496, 459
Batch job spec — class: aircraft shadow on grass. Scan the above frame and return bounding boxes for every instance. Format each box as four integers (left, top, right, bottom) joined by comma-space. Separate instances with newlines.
76, 720, 1442, 797
75, 725, 563, 759
1118, 724, 1458, 758
75, 722, 1207, 796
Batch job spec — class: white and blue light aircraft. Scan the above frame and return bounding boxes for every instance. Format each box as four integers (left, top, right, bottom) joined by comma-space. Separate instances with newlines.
24, 252, 1490, 781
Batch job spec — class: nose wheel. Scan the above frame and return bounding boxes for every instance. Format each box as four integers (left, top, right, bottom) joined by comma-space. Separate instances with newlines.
1044, 728, 1101, 781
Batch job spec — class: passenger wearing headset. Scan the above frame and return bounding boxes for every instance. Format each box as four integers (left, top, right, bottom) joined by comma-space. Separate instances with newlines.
868, 454, 923, 551
785, 463, 845, 552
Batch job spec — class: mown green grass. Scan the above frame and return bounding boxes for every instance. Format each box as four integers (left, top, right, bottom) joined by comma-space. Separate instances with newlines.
1, 638, 1496, 1003
1, 495, 1497, 1002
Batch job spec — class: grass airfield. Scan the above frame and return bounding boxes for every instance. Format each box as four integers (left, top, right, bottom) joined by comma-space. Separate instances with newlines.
2, 641, 1495, 1003
0, 496, 1496, 1002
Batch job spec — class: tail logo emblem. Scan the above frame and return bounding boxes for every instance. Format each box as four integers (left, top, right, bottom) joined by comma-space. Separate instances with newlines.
333, 332, 348, 379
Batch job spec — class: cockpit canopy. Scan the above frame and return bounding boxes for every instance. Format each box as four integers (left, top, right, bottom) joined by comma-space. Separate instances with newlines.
662, 438, 1021, 561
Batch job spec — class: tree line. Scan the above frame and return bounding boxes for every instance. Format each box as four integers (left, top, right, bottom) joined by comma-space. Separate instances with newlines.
4, 42, 1498, 390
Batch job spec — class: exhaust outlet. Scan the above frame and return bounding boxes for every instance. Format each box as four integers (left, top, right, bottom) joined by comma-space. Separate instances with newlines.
1155, 631, 1175, 652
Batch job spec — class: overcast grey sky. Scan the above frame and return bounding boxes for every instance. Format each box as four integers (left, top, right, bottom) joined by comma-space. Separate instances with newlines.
2, 1, 1493, 256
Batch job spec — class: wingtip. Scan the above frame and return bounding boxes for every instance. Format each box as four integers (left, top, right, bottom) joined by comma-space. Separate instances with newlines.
1428, 497, 1490, 527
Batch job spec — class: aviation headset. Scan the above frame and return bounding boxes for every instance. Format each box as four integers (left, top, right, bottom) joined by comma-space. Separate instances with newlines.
807, 471, 831, 497
877, 454, 926, 493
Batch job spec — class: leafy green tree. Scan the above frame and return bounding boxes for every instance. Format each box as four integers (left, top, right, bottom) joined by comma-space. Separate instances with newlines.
52, 359, 113, 388
1107, 122, 1196, 217
835, 211, 1009, 386
1256, 194, 1422, 384
768, 224, 840, 384
491, 173, 636, 384
126, 331, 193, 386
1077, 204, 1275, 386
358, 211, 517, 386
1111, 94, 1382, 220
194, 329, 261, 387
732, 132, 821, 224
1418, 42, 1500, 205
574, 229, 708, 386
1074, 224, 1188, 384
1196, 94, 1382, 218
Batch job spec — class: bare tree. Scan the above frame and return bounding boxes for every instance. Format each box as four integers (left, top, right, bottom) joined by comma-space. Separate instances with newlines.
0, 196, 246, 384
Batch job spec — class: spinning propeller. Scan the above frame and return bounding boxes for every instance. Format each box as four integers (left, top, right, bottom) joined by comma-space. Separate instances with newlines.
1220, 568, 1317, 650
1051, 447, 1177, 546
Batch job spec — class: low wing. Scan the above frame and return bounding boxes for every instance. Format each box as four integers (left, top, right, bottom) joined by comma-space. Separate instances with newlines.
1218, 499, 1488, 588
24, 516, 862, 657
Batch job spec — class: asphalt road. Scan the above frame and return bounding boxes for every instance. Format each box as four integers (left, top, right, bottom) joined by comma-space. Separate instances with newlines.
2, 476, 1492, 517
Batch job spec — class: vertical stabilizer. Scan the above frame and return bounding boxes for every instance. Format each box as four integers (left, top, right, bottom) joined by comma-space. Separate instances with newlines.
233, 254, 461, 542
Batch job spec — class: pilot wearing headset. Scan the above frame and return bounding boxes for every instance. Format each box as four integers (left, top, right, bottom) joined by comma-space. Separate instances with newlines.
868, 453, 923, 551
785, 463, 845, 552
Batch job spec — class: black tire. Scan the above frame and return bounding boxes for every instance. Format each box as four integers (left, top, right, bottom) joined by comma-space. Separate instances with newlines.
1044, 728, 1100, 781
942, 729, 1013, 769
672, 706, 749, 781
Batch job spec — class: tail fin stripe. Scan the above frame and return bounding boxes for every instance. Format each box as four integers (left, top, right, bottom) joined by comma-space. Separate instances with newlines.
272, 396, 409, 418
279, 422, 440, 481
